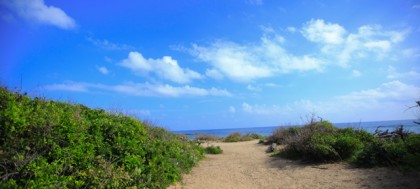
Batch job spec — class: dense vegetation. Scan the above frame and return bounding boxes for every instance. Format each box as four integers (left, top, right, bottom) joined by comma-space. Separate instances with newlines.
266, 119, 420, 170
204, 146, 223, 154
0, 87, 204, 188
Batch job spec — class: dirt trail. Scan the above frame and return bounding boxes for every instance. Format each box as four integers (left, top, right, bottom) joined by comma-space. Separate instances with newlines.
168, 140, 419, 189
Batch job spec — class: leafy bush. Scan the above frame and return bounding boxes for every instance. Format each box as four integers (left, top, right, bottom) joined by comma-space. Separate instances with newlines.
205, 146, 223, 154
224, 132, 241, 142
0, 87, 204, 188
276, 120, 368, 163
355, 134, 420, 170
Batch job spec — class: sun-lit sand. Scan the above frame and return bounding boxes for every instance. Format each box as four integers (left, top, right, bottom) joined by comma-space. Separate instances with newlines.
168, 140, 419, 189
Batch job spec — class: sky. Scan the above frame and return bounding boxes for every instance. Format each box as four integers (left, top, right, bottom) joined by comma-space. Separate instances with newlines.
1, 0, 420, 131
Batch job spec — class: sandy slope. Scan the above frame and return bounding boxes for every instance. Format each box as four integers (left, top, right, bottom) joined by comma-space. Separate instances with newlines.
168, 140, 419, 189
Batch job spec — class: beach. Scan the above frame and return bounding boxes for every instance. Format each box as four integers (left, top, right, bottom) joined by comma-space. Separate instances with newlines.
169, 140, 420, 189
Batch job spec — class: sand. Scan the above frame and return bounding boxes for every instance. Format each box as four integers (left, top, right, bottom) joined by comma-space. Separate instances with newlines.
168, 140, 420, 189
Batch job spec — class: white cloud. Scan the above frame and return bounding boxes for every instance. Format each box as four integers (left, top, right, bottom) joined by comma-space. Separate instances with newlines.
241, 81, 420, 121
2, 0, 76, 29
120, 51, 203, 84
302, 19, 346, 45
87, 37, 134, 51
191, 32, 324, 82
338, 80, 419, 102
242, 102, 283, 115
205, 69, 224, 80
192, 42, 272, 82
301, 20, 408, 66
287, 26, 297, 33
387, 66, 420, 80
43, 81, 232, 98
247, 84, 261, 92
190, 19, 407, 82
97, 66, 109, 75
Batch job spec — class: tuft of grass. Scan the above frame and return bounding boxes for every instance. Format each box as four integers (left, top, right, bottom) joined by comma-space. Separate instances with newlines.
205, 146, 223, 154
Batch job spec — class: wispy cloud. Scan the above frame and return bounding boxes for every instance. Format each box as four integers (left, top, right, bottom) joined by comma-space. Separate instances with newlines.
43, 81, 231, 98
2, 0, 76, 29
97, 66, 109, 75
120, 51, 203, 84
240, 80, 420, 121
86, 37, 134, 51
387, 66, 420, 80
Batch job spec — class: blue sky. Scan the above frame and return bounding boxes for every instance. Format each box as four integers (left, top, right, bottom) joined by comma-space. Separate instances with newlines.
1, 0, 420, 130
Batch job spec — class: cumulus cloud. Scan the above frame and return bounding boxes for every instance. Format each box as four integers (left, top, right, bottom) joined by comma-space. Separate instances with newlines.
302, 19, 346, 44
2, 0, 76, 29
191, 32, 324, 82
43, 81, 231, 98
120, 51, 203, 83
314, 23, 408, 65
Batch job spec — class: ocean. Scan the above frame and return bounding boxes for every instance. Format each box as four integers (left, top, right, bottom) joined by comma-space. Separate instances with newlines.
173, 119, 420, 139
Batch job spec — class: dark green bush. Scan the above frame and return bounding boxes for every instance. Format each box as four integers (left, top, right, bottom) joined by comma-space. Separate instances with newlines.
205, 146, 223, 154
355, 134, 420, 170
224, 132, 241, 142
0, 87, 204, 188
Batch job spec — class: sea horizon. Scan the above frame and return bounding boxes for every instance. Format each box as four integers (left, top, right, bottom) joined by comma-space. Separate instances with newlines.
173, 119, 420, 138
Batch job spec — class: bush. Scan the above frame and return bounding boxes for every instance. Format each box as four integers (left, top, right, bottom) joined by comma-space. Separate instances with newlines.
277, 120, 367, 163
0, 87, 204, 188
205, 146, 223, 154
246, 133, 265, 139
355, 134, 420, 170
224, 132, 241, 142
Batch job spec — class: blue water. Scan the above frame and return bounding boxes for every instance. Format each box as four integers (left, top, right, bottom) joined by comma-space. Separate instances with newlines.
173, 119, 420, 139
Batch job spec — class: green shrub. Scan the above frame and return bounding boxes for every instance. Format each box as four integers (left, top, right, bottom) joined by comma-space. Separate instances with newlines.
240, 136, 254, 141
224, 132, 241, 142
355, 134, 420, 170
205, 146, 223, 154
277, 120, 367, 163
246, 133, 265, 139
0, 86, 204, 188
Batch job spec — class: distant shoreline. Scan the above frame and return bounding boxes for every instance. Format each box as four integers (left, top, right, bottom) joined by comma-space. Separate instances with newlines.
173, 119, 419, 138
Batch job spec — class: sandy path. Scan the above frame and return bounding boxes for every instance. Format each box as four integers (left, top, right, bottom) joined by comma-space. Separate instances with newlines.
169, 140, 419, 189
